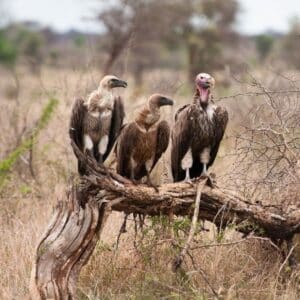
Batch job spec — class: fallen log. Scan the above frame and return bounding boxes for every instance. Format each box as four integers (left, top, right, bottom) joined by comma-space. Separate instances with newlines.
30, 143, 300, 299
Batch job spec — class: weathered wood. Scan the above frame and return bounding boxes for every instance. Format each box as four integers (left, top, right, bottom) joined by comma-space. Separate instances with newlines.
30, 142, 300, 299
84, 174, 299, 240
173, 180, 207, 272
30, 187, 110, 300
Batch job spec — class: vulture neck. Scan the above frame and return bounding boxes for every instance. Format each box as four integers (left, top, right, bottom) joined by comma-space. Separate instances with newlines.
135, 102, 160, 130
193, 89, 212, 110
86, 87, 114, 112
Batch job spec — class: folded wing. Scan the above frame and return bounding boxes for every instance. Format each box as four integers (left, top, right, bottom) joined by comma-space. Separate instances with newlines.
116, 123, 139, 179
208, 106, 228, 167
151, 120, 171, 172
171, 105, 194, 182
104, 96, 125, 161
69, 97, 86, 154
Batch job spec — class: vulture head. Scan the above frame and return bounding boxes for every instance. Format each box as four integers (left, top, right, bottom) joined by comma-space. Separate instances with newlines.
148, 93, 174, 110
195, 73, 215, 106
99, 75, 128, 91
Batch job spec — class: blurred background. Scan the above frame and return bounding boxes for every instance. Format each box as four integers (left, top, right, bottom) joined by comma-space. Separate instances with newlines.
1, 0, 300, 83
1, 1, 300, 299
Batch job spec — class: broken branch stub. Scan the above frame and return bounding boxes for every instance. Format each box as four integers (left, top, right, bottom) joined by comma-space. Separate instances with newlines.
30, 187, 109, 300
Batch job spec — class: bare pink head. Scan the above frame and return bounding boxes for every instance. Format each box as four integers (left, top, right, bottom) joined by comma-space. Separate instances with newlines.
195, 73, 215, 106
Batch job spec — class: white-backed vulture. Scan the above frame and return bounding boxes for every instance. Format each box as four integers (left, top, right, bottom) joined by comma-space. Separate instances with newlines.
171, 73, 228, 182
69, 75, 127, 175
116, 94, 173, 187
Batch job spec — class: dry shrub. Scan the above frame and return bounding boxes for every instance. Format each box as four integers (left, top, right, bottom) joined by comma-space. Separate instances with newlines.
224, 71, 300, 207
79, 216, 300, 299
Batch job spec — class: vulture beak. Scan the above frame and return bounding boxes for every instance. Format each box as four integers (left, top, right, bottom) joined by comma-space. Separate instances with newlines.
198, 81, 211, 89
111, 79, 128, 88
159, 97, 174, 107
196, 79, 213, 104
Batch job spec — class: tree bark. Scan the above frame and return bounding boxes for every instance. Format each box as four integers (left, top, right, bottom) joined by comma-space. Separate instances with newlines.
30, 187, 110, 300
30, 144, 300, 299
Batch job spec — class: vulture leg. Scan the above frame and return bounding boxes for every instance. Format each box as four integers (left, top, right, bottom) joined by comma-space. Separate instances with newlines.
145, 159, 158, 192
184, 168, 191, 182
130, 158, 139, 184
146, 171, 159, 192
200, 147, 210, 176
181, 148, 193, 182
202, 164, 207, 176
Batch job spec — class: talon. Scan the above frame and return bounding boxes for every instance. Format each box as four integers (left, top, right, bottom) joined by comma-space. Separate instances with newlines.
199, 174, 208, 180
146, 176, 159, 192
149, 182, 159, 192
153, 185, 159, 192
131, 179, 139, 185
207, 174, 216, 188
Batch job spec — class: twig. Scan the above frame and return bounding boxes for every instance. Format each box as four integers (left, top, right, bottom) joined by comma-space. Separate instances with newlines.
286, 237, 298, 268
273, 241, 297, 300
187, 250, 219, 298
217, 90, 300, 102
115, 213, 129, 251
189, 235, 281, 252
172, 179, 207, 272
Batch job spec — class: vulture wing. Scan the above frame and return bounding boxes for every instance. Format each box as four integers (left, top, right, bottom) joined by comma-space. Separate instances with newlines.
116, 122, 139, 179
69, 97, 87, 175
69, 97, 86, 153
171, 105, 194, 182
150, 120, 170, 172
174, 104, 189, 122
103, 96, 125, 161
208, 106, 228, 167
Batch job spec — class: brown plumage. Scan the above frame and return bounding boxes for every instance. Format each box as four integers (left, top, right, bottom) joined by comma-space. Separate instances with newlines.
171, 73, 228, 182
116, 94, 173, 185
69, 75, 127, 175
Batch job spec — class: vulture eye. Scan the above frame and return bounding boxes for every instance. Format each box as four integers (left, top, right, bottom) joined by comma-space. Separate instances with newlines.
200, 76, 204, 79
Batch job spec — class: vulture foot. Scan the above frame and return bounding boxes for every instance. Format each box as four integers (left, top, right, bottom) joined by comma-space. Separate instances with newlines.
131, 178, 140, 185
184, 168, 192, 183
146, 174, 159, 192
198, 173, 216, 188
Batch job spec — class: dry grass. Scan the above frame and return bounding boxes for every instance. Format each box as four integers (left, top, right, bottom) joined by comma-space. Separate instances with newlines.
79, 222, 300, 299
0, 65, 300, 299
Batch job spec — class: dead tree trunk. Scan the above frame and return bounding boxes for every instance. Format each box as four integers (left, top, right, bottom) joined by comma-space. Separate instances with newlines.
30, 187, 110, 299
30, 145, 300, 299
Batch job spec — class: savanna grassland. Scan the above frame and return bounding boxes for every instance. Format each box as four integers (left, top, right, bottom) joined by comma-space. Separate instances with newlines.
1, 65, 300, 300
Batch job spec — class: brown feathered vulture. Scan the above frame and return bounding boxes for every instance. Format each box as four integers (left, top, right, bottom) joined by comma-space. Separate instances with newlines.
116, 94, 173, 187
171, 73, 228, 182
69, 75, 127, 175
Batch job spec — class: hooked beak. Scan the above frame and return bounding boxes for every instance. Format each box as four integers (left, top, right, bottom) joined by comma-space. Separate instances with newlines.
198, 81, 211, 89
159, 97, 174, 107
112, 79, 128, 88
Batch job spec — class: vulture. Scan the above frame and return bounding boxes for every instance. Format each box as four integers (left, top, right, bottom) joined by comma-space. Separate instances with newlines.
69, 75, 127, 175
171, 73, 228, 182
116, 94, 173, 187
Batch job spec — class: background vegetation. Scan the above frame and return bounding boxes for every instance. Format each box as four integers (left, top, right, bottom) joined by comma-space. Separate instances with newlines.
1, 0, 300, 299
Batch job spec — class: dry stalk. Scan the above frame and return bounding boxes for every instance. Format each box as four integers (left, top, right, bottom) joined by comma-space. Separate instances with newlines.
172, 179, 207, 272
